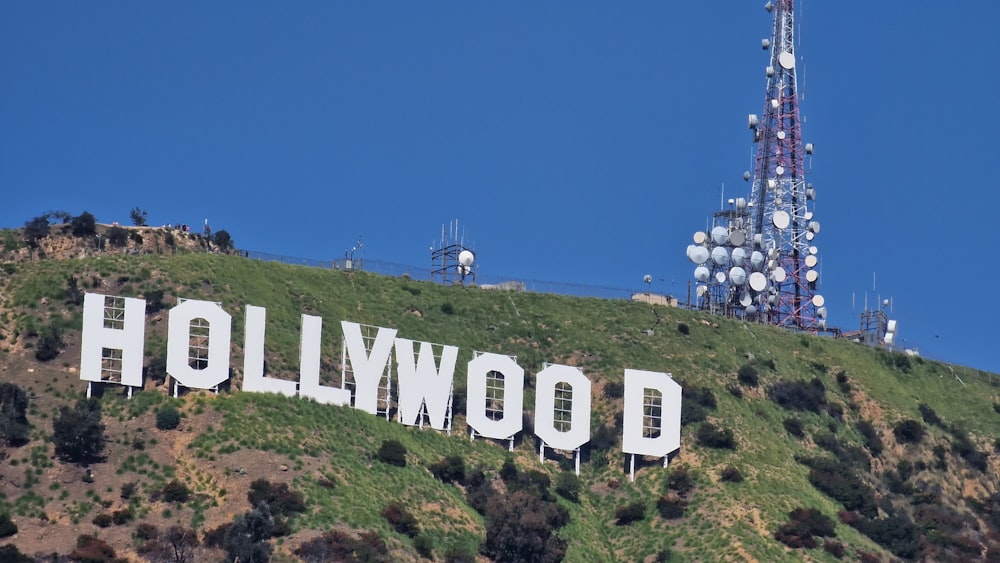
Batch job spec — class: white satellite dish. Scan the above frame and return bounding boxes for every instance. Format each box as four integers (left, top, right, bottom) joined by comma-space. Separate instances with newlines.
689, 245, 710, 264
743, 171, 751, 181
753, 233, 764, 248
772, 267, 787, 282
748, 114, 759, 129
731, 247, 747, 266
729, 267, 747, 285
884, 333, 895, 345
458, 250, 475, 267
812, 294, 825, 307
778, 51, 795, 70
696, 284, 708, 297
805, 142, 814, 154
711, 246, 730, 266
808, 221, 821, 234
775, 165, 785, 176
817, 306, 827, 318
740, 292, 752, 307
818, 319, 827, 330
887, 319, 898, 333
749, 271, 767, 291
772, 210, 791, 229
809, 246, 818, 255
804, 211, 813, 220
715, 271, 727, 283
729, 230, 746, 247
806, 232, 815, 241
711, 226, 729, 245
777, 130, 786, 140
766, 65, 775, 77
750, 251, 765, 270
771, 98, 779, 110
762, 39, 771, 50
806, 269, 819, 282
693, 231, 707, 244
804, 255, 818, 268
745, 304, 758, 315
694, 266, 710, 282
643, 274, 653, 284
735, 197, 747, 210
806, 186, 816, 200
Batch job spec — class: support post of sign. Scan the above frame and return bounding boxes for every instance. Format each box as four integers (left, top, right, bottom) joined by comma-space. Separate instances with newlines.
508, 436, 514, 452
629, 454, 636, 482
127, 386, 133, 400
539, 441, 545, 463
469, 428, 475, 442
663, 455, 669, 468
173, 380, 179, 398
575, 448, 581, 476
87, 381, 92, 399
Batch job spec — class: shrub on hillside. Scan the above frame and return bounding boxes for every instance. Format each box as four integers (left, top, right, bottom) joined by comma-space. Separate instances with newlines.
603, 381, 624, 399
70, 535, 119, 562
247, 479, 306, 517
155, 405, 181, 430
918, 403, 943, 427
656, 495, 687, 519
893, 419, 925, 444
680, 384, 716, 426
0, 512, 17, 538
769, 379, 827, 413
555, 471, 582, 502
0, 544, 32, 563
130, 207, 148, 226
34, 324, 63, 361
23, 214, 50, 248
376, 439, 407, 467
774, 507, 836, 549
783, 417, 804, 438
107, 225, 128, 247
295, 529, 390, 563
855, 419, 883, 456
53, 398, 106, 464
71, 211, 97, 237
667, 466, 694, 496
696, 422, 736, 449
720, 466, 744, 483
160, 480, 192, 504
482, 489, 568, 562
676, 322, 689, 335
213, 229, 234, 251
0, 382, 30, 447
429, 455, 466, 484
382, 502, 420, 537
798, 456, 877, 518
737, 364, 759, 387
615, 501, 646, 525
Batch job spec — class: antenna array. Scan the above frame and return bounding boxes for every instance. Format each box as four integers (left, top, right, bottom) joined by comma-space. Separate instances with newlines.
685, 0, 825, 330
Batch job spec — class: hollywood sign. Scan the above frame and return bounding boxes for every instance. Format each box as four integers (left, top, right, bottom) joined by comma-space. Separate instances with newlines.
79, 293, 681, 468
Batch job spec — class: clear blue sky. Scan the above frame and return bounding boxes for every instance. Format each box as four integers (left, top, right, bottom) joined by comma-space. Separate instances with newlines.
2, 2, 999, 374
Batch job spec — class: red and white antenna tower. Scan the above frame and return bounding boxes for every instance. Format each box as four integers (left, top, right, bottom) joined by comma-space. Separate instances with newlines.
685, 0, 826, 330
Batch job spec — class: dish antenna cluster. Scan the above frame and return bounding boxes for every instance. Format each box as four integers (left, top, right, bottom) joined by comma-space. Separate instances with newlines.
685, 0, 825, 330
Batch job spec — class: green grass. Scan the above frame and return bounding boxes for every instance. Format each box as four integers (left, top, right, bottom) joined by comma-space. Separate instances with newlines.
4, 252, 1000, 560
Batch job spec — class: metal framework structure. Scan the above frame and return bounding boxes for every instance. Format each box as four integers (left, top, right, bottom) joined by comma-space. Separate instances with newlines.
686, 0, 826, 331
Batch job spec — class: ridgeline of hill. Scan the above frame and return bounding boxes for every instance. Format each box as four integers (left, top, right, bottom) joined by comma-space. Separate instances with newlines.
2, 224, 1000, 562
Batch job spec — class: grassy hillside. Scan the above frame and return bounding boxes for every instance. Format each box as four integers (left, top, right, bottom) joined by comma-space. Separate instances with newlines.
2, 248, 1000, 561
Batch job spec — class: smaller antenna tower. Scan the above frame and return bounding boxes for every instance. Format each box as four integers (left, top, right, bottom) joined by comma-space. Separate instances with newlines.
431, 219, 476, 286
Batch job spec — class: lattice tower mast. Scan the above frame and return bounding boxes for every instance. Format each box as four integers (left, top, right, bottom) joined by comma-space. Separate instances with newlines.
749, 0, 821, 329
684, 0, 825, 331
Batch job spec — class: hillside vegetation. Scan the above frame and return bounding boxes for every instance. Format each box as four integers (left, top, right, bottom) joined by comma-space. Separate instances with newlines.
2, 227, 1000, 561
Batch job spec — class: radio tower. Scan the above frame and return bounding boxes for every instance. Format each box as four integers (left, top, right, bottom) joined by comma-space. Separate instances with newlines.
684, 0, 826, 330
